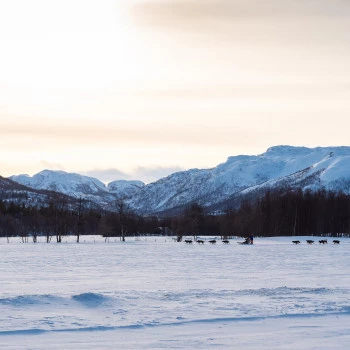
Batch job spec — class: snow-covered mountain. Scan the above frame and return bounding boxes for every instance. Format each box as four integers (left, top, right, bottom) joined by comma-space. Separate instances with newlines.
0, 175, 76, 208
10, 170, 145, 206
125, 146, 350, 215
8, 146, 350, 215
107, 180, 145, 197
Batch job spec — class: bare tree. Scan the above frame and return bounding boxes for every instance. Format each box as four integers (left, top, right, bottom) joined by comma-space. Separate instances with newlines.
186, 203, 204, 240
116, 198, 127, 241
0, 214, 17, 243
23, 209, 41, 243
48, 192, 69, 243
76, 197, 83, 243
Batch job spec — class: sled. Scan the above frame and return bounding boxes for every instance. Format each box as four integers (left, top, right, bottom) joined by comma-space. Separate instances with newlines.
238, 240, 253, 245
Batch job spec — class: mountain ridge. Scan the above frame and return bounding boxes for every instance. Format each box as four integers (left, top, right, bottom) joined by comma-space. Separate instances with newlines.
8, 145, 350, 215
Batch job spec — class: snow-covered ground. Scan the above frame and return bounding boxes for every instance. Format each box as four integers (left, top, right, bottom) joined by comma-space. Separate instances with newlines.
1, 235, 349, 349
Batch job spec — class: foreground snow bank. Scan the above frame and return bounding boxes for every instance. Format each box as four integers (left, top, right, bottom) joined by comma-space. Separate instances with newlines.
2, 314, 350, 350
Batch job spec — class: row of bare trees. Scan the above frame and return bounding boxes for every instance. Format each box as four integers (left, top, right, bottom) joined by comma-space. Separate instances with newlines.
0, 188, 350, 241
0, 195, 163, 242
0, 196, 101, 243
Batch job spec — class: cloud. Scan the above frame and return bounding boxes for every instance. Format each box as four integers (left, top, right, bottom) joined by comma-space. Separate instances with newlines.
0, 114, 261, 148
130, 0, 350, 48
132, 166, 184, 184
82, 166, 184, 184
39, 160, 65, 171
133, 82, 350, 100
131, 0, 350, 24
82, 168, 132, 183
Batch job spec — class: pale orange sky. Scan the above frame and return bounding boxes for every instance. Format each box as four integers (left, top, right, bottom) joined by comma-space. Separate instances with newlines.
1, 0, 350, 183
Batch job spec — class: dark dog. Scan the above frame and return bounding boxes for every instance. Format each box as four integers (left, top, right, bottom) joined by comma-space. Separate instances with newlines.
222, 240, 230, 244
196, 239, 205, 244
306, 240, 314, 244
333, 240, 340, 244
208, 239, 216, 244
292, 240, 301, 244
319, 239, 328, 244
185, 239, 193, 244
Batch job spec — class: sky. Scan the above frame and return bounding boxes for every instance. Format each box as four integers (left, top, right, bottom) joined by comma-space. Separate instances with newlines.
1, 0, 350, 184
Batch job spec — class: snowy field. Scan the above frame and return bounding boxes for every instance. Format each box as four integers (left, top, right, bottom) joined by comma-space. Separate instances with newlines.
1, 235, 350, 349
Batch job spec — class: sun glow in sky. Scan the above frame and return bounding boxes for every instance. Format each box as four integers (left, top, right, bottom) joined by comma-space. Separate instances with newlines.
1, 0, 350, 183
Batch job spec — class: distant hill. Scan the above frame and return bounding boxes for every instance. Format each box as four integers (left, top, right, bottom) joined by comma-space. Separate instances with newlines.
10, 170, 144, 207
0, 175, 77, 208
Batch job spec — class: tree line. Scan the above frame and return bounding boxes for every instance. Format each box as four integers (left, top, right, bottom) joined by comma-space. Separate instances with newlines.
218, 189, 350, 237
0, 188, 349, 242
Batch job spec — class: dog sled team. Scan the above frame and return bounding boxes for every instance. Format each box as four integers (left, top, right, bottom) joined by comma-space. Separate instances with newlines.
184, 238, 230, 244
292, 239, 340, 244
182, 233, 254, 245
182, 234, 341, 245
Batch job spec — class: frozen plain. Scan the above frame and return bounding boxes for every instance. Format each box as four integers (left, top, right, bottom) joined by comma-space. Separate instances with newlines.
0, 235, 350, 349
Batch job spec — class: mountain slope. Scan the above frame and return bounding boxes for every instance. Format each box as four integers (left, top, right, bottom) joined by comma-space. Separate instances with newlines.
107, 180, 145, 197
125, 146, 350, 214
0, 175, 76, 208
